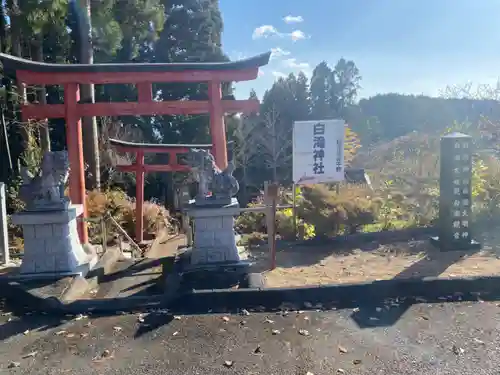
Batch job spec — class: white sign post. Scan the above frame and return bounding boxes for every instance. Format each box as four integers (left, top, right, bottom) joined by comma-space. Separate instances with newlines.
293, 119, 345, 185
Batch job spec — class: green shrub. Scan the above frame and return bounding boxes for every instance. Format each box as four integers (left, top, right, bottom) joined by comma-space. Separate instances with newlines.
297, 184, 376, 237
235, 201, 267, 234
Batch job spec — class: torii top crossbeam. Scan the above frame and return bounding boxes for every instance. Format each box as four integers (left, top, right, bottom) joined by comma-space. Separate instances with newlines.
0, 52, 270, 244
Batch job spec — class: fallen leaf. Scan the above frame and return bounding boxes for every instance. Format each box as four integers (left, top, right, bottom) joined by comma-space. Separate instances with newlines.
8, 361, 20, 368
222, 316, 230, 322
84, 322, 92, 328
338, 345, 348, 354
223, 360, 233, 368
137, 314, 145, 323
173, 315, 182, 320
101, 349, 112, 358
241, 309, 250, 316
75, 314, 88, 321
55, 330, 67, 336
253, 345, 261, 354
113, 326, 123, 332
239, 320, 246, 326
298, 329, 310, 336
22, 351, 38, 359
452, 345, 465, 355
420, 316, 429, 321
23, 330, 29, 335
304, 316, 310, 321
65, 333, 75, 338
306, 372, 315, 375
352, 307, 360, 312
353, 359, 362, 365
474, 338, 485, 345
271, 329, 281, 335
336, 369, 346, 374
80, 333, 89, 338
264, 318, 275, 324
172, 331, 179, 336
297, 310, 305, 314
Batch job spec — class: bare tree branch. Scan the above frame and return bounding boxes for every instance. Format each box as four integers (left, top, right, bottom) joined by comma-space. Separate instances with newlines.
252, 106, 292, 182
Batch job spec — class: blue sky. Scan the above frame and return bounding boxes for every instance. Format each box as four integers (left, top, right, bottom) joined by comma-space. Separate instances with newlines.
220, 0, 500, 100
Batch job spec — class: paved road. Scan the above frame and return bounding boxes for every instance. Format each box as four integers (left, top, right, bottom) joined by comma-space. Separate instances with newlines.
1, 297, 500, 374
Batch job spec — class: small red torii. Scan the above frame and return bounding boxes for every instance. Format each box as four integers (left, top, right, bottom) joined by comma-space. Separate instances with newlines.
0, 52, 270, 244
108, 139, 213, 243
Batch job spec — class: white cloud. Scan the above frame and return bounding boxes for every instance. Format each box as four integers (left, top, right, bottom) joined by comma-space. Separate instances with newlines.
270, 47, 291, 60
283, 15, 304, 24
283, 58, 310, 70
252, 25, 280, 39
258, 70, 265, 77
290, 30, 307, 41
272, 71, 287, 79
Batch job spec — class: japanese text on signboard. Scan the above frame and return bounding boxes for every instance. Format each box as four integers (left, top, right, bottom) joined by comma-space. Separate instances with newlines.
313, 123, 325, 175
450, 140, 471, 242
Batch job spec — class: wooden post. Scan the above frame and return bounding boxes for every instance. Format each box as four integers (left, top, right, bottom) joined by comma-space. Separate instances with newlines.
292, 183, 297, 240
208, 80, 228, 170
265, 182, 279, 270
135, 151, 145, 243
64, 83, 88, 243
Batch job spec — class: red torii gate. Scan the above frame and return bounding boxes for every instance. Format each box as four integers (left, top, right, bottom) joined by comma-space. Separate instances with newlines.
108, 138, 213, 243
0, 52, 270, 244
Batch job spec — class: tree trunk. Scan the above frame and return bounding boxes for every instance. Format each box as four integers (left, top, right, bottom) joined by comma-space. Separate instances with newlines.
0, 6, 7, 53
7, 0, 28, 150
32, 36, 50, 151
241, 165, 248, 206
77, 0, 100, 190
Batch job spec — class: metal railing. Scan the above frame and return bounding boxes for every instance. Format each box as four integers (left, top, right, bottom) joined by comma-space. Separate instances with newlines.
80, 214, 142, 258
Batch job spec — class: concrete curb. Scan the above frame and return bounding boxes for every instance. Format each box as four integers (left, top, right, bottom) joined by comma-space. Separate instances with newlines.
4, 275, 500, 316
0, 247, 124, 310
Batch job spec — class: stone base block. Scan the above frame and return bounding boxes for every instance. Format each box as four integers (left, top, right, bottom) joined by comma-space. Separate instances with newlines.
187, 198, 241, 265
12, 205, 98, 276
430, 236, 482, 252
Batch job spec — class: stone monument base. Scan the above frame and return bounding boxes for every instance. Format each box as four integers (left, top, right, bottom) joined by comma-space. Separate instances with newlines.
430, 236, 482, 252
187, 198, 241, 265
12, 205, 98, 278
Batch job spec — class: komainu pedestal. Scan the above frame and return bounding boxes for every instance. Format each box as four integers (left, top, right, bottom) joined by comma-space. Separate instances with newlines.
188, 198, 241, 265
12, 205, 97, 276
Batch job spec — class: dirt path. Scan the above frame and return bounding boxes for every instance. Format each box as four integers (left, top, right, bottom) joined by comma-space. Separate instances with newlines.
249, 230, 500, 288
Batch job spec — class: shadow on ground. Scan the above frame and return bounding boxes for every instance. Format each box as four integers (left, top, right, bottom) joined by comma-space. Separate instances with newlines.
1, 274, 500, 342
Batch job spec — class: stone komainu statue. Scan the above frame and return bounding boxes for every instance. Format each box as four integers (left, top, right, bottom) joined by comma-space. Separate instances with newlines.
19, 151, 71, 211
185, 148, 239, 201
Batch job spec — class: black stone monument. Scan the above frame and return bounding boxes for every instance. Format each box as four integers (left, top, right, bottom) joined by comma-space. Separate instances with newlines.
430, 132, 481, 251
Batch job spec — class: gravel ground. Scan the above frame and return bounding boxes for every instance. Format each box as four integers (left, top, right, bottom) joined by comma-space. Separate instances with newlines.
1, 297, 500, 374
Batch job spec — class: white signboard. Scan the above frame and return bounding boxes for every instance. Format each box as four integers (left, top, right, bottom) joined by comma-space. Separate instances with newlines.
293, 119, 345, 185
